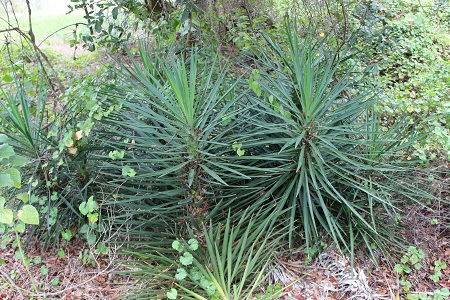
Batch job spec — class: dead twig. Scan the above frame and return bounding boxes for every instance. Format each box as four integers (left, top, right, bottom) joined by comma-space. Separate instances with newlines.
0, 268, 25, 297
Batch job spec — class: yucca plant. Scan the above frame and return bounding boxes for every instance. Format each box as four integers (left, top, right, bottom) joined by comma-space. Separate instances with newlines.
93, 44, 255, 236
228, 19, 438, 257
90, 45, 289, 298
0, 81, 51, 158
119, 208, 286, 300
180, 208, 286, 300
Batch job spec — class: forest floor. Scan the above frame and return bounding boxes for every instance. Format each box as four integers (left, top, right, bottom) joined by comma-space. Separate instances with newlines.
1, 200, 449, 299
0, 39, 449, 300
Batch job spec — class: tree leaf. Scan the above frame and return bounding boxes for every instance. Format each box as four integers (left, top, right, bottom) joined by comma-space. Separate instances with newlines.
18, 205, 39, 225
95, 20, 102, 33
181, 8, 190, 23
112, 7, 119, 19
0, 208, 13, 224
9, 155, 28, 167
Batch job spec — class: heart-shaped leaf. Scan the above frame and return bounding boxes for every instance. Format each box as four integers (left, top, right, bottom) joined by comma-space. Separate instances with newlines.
172, 240, 183, 252
9, 155, 28, 167
87, 233, 97, 245
122, 165, 136, 177
190, 267, 202, 280
175, 268, 187, 280
0, 134, 8, 143
188, 238, 198, 251
0, 173, 14, 188
61, 229, 73, 241
79, 196, 98, 215
16, 221, 26, 233
167, 288, 177, 299
16, 193, 29, 203
5, 168, 21, 188
87, 212, 99, 223
0, 144, 14, 159
180, 252, 193, 266
18, 205, 39, 225
0, 208, 13, 224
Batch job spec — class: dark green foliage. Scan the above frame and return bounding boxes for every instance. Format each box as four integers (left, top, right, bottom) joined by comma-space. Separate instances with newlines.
90, 17, 442, 267
228, 19, 438, 256
94, 44, 250, 232
0, 77, 108, 247
2, 1, 448, 297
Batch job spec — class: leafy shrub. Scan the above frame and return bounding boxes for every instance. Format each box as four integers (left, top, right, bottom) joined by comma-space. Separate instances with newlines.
0, 134, 38, 228
0, 74, 115, 247
349, 0, 450, 161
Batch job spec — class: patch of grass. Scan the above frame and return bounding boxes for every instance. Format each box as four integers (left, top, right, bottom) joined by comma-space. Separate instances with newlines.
0, 4, 88, 44
18, 12, 87, 43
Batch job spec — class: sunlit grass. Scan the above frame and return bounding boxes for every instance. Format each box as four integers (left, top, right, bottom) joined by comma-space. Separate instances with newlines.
0, 1, 100, 84
0, 11, 88, 43
0, 0, 89, 43
26, 12, 88, 43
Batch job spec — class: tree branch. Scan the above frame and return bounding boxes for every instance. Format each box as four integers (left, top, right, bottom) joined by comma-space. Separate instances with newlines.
25, 0, 36, 44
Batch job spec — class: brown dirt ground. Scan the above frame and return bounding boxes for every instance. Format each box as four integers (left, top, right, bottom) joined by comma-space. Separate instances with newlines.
1, 199, 449, 300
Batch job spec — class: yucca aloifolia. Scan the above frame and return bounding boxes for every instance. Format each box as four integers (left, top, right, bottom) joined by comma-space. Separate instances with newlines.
234, 18, 436, 257
94, 46, 253, 233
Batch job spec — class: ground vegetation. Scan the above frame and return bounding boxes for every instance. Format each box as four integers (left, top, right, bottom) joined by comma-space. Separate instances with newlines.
0, 0, 449, 299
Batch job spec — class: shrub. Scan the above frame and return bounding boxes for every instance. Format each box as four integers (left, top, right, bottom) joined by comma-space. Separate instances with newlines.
231, 18, 438, 257
93, 44, 251, 233
0, 75, 114, 247
349, 0, 450, 161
